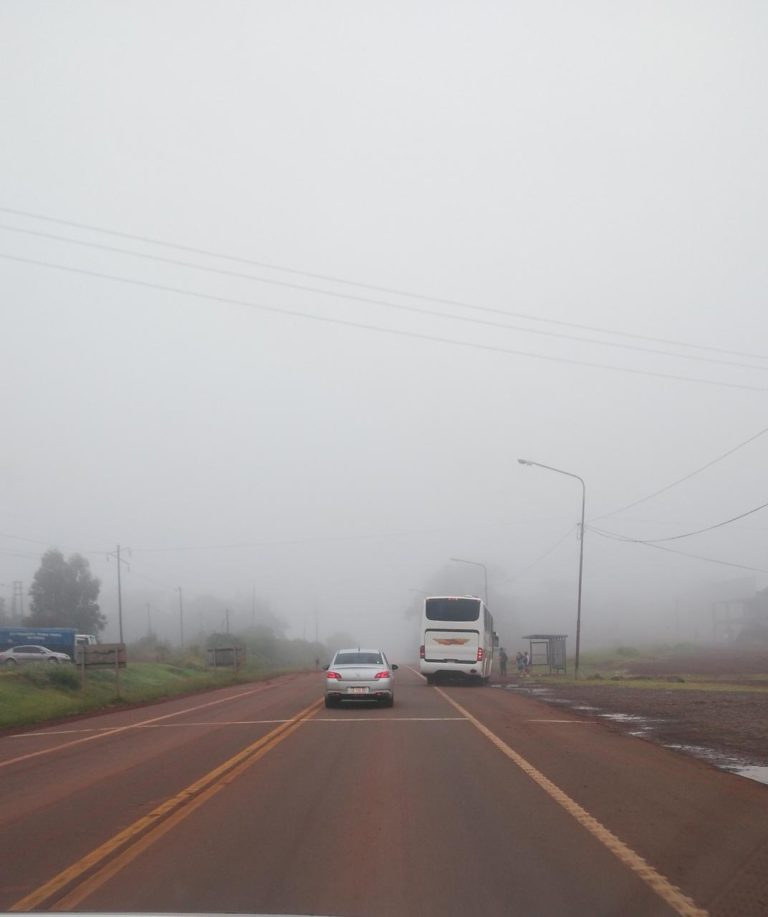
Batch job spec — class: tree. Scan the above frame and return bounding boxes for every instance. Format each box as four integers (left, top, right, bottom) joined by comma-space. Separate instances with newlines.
27, 550, 105, 633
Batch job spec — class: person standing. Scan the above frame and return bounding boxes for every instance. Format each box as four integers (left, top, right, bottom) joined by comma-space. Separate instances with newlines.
499, 647, 508, 676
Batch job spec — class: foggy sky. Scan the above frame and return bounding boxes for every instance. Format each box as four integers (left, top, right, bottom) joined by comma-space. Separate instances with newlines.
2, 2, 768, 658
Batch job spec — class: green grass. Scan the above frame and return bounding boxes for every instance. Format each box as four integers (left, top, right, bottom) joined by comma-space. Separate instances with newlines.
0, 660, 291, 730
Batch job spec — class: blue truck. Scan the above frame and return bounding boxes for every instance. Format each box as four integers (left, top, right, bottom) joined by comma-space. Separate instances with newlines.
0, 627, 97, 663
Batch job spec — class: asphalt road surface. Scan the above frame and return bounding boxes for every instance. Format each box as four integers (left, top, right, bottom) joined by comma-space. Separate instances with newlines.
1, 668, 767, 916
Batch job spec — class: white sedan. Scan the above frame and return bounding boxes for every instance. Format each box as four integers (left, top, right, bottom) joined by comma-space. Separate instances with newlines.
323, 648, 398, 708
0, 645, 72, 665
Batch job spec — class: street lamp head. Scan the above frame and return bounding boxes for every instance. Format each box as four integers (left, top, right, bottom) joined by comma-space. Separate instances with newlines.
518, 458, 532, 466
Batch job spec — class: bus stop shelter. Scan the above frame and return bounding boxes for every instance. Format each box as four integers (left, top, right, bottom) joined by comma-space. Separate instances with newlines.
523, 634, 568, 674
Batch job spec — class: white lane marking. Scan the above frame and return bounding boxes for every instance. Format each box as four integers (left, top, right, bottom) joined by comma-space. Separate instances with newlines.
9, 728, 109, 737
10, 720, 293, 736
313, 716, 467, 722
435, 687, 708, 917
5, 715, 469, 738
0, 681, 284, 770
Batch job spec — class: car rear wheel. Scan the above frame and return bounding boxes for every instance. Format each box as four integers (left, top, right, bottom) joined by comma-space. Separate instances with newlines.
4, 658, 17, 666
324, 696, 337, 709
425, 674, 436, 685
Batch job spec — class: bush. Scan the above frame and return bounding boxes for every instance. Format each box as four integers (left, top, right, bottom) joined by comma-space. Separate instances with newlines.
21, 663, 81, 691
616, 646, 640, 658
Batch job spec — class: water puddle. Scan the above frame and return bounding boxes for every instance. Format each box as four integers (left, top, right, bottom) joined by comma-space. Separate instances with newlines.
599, 713, 647, 723
533, 696, 768, 786
731, 766, 768, 785
664, 744, 768, 785
506, 685, 553, 696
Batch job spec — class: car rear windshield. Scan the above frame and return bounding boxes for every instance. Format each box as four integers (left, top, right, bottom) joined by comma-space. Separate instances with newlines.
334, 652, 383, 666
425, 598, 481, 622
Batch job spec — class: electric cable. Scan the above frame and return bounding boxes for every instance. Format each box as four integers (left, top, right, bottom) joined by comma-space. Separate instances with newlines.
590, 497, 768, 544
589, 527, 768, 574
511, 527, 577, 579
2, 251, 766, 393
1, 222, 765, 374
591, 423, 768, 522
2, 204, 767, 362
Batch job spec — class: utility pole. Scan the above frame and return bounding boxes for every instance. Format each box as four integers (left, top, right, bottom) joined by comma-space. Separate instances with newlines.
518, 459, 586, 679
178, 587, 184, 648
449, 558, 489, 606
106, 546, 130, 644
116, 547, 124, 644
225, 607, 230, 634
12, 581, 24, 622
146, 602, 152, 636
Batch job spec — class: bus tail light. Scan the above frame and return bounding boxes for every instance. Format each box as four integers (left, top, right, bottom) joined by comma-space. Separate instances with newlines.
419, 645, 425, 659
476, 647, 484, 662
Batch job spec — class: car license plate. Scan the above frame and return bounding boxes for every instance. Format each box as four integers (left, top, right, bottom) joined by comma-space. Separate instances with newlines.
349, 687, 369, 694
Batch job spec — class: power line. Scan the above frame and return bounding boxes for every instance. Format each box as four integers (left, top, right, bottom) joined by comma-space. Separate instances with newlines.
2, 204, 767, 363
643, 500, 768, 543
590, 497, 768, 545
3, 251, 767, 393
591, 423, 768, 522
589, 527, 768, 574
510, 527, 576, 579
0, 530, 107, 556
2, 222, 766, 374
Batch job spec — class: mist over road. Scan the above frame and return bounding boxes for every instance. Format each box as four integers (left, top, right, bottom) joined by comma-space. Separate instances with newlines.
1, 670, 767, 916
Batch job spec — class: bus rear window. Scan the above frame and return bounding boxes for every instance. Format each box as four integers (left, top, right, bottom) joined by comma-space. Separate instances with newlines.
425, 598, 481, 622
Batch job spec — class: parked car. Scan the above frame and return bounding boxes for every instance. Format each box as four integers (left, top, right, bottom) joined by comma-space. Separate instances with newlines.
323, 648, 398, 708
0, 645, 72, 665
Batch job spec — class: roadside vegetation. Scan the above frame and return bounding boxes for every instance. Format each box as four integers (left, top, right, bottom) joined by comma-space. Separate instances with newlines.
526, 643, 768, 692
0, 592, 334, 731
0, 657, 295, 731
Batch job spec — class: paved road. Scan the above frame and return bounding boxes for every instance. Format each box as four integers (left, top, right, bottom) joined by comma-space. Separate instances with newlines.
1, 668, 767, 916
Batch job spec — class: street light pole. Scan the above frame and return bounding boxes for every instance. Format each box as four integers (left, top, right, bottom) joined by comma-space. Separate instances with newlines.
178, 587, 184, 649
449, 557, 489, 606
518, 459, 586, 679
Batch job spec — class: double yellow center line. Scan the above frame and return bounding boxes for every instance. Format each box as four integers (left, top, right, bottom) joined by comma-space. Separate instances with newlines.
10, 697, 322, 912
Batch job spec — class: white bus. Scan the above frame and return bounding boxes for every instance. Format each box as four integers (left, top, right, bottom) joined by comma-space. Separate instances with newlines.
419, 595, 497, 685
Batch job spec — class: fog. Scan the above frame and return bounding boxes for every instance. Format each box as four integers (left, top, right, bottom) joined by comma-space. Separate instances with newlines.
2, 2, 767, 661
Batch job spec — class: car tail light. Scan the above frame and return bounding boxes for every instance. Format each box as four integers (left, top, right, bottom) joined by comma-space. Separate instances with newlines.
419, 644, 425, 659
326, 671, 341, 680
476, 647, 484, 662
373, 671, 391, 679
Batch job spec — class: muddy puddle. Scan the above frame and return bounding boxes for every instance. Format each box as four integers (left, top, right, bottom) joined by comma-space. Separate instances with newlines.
502, 682, 768, 786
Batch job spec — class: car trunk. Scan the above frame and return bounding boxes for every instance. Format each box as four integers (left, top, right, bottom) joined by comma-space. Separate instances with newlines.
336, 665, 380, 682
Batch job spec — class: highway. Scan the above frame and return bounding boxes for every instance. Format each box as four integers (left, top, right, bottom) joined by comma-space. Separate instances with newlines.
1, 668, 767, 916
